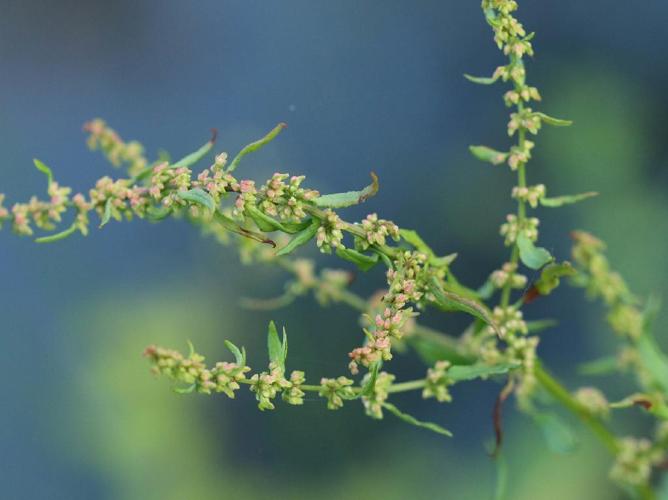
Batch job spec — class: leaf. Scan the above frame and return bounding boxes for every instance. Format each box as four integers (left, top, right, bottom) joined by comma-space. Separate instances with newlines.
429, 278, 502, 337
517, 233, 553, 270
532, 412, 578, 454
228, 123, 287, 173
267, 321, 283, 370
146, 205, 172, 221
281, 326, 288, 367
610, 394, 668, 421
280, 219, 313, 234
361, 362, 381, 397
534, 262, 576, 295
224, 340, 246, 366
246, 206, 290, 233
35, 223, 78, 244
534, 112, 573, 127
382, 402, 452, 437
174, 384, 196, 395
526, 319, 558, 333
99, 198, 114, 228
400, 229, 457, 268
177, 188, 216, 212
335, 247, 379, 271
275, 219, 320, 256
637, 334, 668, 393
313, 172, 379, 208
171, 129, 217, 168
409, 337, 471, 366
213, 211, 277, 247
578, 356, 619, 376
469, 145, 508, 165
448, 362, 520, 382
33, 158, 54, 186
464, 73, 500, 85
540, 192, 598, 208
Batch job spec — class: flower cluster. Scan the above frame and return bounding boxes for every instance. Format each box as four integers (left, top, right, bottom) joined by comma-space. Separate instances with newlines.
355, 213, 399, 250
511, 184, 544, 208
362, 371, 395, 419
574, 387, 609, 418
422, 361, 454, 403
319, 377, 356, 410
610, 437, 665, 488
499, 214, 539, 245
316, 209, 344, 253
490, 262, 527, 289
258, 173, 319, 221
84, 119, 148, 177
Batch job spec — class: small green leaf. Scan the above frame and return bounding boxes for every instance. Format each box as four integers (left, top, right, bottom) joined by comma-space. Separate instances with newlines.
534, 262, 576, 295
267, 321, 283, 370
637, 335, 668, 393
532, 412, 578, 454
517, 233, 553, 270
469, 145, 508, 165
464, 73, 500, 85
213, 211, 277, 247
382, 402, 452, 437
429, 278, 502, 337
99, 198, 114, 228
281, 326, 288, 367
540, 192, 598, 208
361, 362, 381, 397
610, 394, 668, 420
534, 112, 573, 127
400, 229, 456, 268
33, 159, 54, 186
448, 362, 520, 382
146, 205, 172, 221
228, 123, 287, 173
177, 188, 216, 212
578, 356, 618, 376
280, 219, 313, 234
246, 206, 290, 233
335, 247, 379, 271
171, 130, 216, 168
313, 172, 379, 208
173, 384, 196, 395
276, 219, 320, 256
35, 223, 79, 244
224, 340, 246, 366
409, 337, 471, 366
526, 319, 558, 333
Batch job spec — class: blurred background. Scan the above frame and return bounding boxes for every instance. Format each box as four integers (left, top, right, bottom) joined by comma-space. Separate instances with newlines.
1, 1, 667, 499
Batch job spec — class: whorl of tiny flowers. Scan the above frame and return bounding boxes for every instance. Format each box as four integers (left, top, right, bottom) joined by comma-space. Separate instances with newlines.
500, 214, 539, 245
191, 160, 236, 204
143, 344, 250, 396
609, 437, 665, 488
423, 361, 454, 403
355, 213, 399, 250
84, 118, 148, 177
250, 362, 292, 411
573, 387, 609, 418
315, 208, 344, 253
490, 262, 527, 289
258, 173, 319, 221
232, 179, 258, 217
282, 370, 306, 405
488, 306, 528, 337
362, 371, 395, 419
507, 140, 534, 171
318, 376, 355, 410
511, 184, 544, 208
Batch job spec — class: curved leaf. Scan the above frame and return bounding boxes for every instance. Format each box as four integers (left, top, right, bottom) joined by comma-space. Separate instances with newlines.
448, 362, 520, 382
469, 145, 508, 165
228, 123, 287, 173
276, 219, 320, 256
314, 172, 379, 208
335, 247, 379, 271
177, 188, 216, 212
517, 233, 553, 270
382, 402, 452, 437
172, 130, 217, 168
540, 192, 598, 208
464, 73, 500, 85
534, 112, 573, 127
35, 223, 78, 244
33, 158, 54, 186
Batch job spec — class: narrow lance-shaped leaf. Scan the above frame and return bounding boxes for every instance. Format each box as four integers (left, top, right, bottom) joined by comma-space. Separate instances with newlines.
637, 296, 668, 392
177, 188, 216, 212
275, 219, 320, 257
578, 356, 619, 376
267, 321, 284, 370
540, 192, 598, 208
335, 247, 379, 271
171, 129, 217, 168
227, 123, 287, 173
224, 340, 246, 366
532, 412, 578, 454
33, 159, 54, 186
382, 402, 453, 437
99, 198, 114, 228
464, 73, 501, 85
314, 172, 379, 208
246, 206, 291, 233
35, 223, 79, 244
517, 233, 553, 270
448, 362, 521, 382
361, 362, 381, 397
469, 145, 508, 165
213, 211, 276, 247
534, 112, 573, 127
429, 277, 502, 337
400, 229, 457, 268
